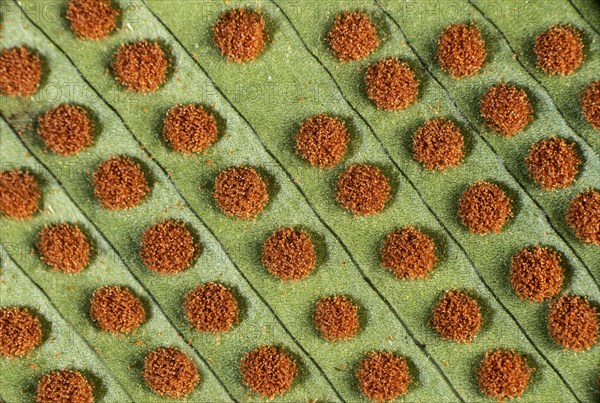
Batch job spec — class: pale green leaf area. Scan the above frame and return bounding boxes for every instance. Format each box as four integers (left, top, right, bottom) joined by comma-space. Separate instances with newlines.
376, 0, 600, 273
0, 245, 130, 402
0, 0, 598, 402
0, 122, 234, 402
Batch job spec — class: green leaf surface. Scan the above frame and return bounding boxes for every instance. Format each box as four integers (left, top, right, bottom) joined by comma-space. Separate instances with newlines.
0, 244, 130, 402
1, 0, 598, 402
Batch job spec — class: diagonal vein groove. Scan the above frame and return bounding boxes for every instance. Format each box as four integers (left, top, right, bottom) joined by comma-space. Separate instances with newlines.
467, 0, 599, 159
374, 2, 587, 398
376, 0, 599, 289
141, 2, 463, 400
143, 1, 466, 401
567, 0, 600, 37
274, 0, 582, 399
0, 244, 135, 403
0, 114, 237, 403
10, 3, 343, 400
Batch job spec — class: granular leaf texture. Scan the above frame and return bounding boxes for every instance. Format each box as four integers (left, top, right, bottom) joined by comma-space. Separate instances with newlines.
365, 57, 419, 111
480, 83, 534, 136
431, 290, 482, 343
381, 226, 437, 279
37, 104, 94, 156
0, 307, 43, 357
295, 113, 349, 168
36, 223, 91, 274
582, 80, 600, 130
336, 164, 391, 216
92, 155, 150, 210
328, 11, 379, 62
163, 104, 218, 154
66, 0, 119, 40
213, 8, 267, 63
437, 23, 486, 78
143, 347, 199, 399
412, 118, 465, 171
262, 227, 316, 281
90, 286, 146, 334
184, 282, 238, 333
3, 1, 600, 402
240, 345, 297, 398
0, 169, 41, 220
547, 294, 598, 351
140, 220, 197, 274
356, 351, 411, 402
534, 24, 584, 76
477, 349, 533, 400
35, 370, 94, 403
111, 40, 169, 92
313, 295, 360, 341
527, 137, 581, 190
510, 247, 564, 302
213, 166, 269, 219
458, 181, 513, 234
0, 46, 42, 97
565, 189, 600, 246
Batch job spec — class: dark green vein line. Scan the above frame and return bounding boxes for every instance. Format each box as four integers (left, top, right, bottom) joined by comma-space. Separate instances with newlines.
468, 0, 599, 158
567, 0, 600, 37
0, 114, 237, 403
11, 5, 343, 400
376, 0, 599, 290
463, 0, 600, 286
274, 1, 581, 400
374, 0, 584, 401
142, 0, 454, 401
0, 245, 135, 403
142, 2, 465, 400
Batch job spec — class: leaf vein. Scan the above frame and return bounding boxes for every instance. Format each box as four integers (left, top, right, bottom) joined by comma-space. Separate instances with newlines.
0, 114, 237, 403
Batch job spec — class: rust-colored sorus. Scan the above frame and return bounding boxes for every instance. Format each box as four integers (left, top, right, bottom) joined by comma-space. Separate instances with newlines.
438, 23, 486, 78
112, 40, 168, 92
313, 295, 360, 341
365, 57, 419, 111
213, 8, 267, 63
92, 156, 150, 210
534, 24, 584, 76
0, 47, 42, 97
295, 113, 349, 168
458, 181, 513, 234
566, 189, 600, 246
90, 286, 146, 334
143, 347, 199, 399
37, 223, 91, 274
0, 307, 43, 357
66, 0, 119, 40
140, 220, 197, 274
328, 11, 379, 62
0, 169, 41, 220
356, 351, 411, 401
184, 282, 239, 333
336, 164, 391, 216
480, 83, 533, 136
477, 349, 533, 400
37, 104, 94, 156
262, 227, 316, 281
213, 166, 269, 219
240, 345, 297, 398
